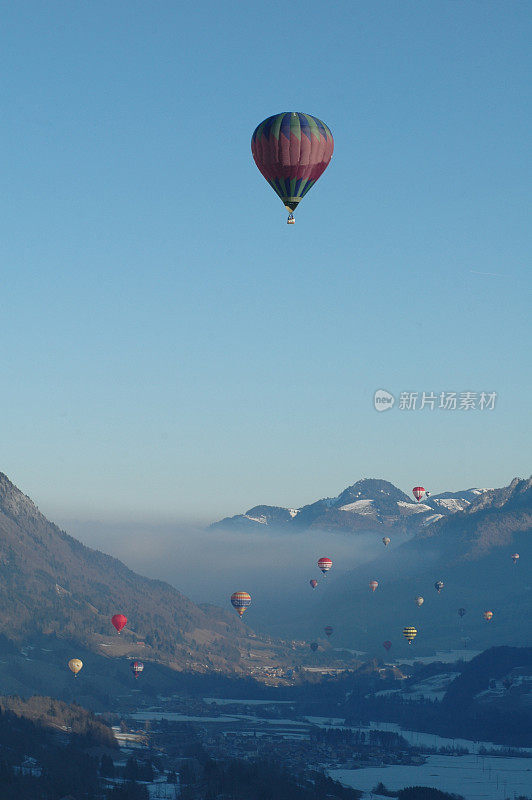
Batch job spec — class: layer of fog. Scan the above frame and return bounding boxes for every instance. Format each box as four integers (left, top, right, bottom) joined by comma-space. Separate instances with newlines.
61, 517, 396, 636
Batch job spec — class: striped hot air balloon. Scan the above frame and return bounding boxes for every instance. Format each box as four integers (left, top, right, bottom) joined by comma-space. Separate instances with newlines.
131, 661, 144, 679
369, 580, 379, 592
412, 486, 425, 502
251, 112, 334, 224
318, 557, 332, 575
403, 626, 417, 645
231, 591, 252, 618
483, 610, 494, 622
324, 625, 333, 638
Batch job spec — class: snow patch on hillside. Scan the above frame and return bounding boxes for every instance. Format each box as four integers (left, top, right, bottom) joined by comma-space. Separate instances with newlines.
339, 499, 375, 515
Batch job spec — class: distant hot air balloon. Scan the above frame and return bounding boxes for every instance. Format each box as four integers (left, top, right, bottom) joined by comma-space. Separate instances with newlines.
382, 537, 391, 547
383, 641, 392, 652
251, 112, 334, 224
512, 553, 520, 564
310, 579, 318, 589
412, 487, 425, 502
310, 641, 319, 652
318, 557, 332, 575
111, 614, 127, 634
461, 636, 471, 649
131, 661, 144, 679
68, 658, 83, 678
231, 591, 252, 618
403, 626, 417, 645
483, 610, 494, 622
324, 625, 333, 638
434, 581, 444, 594
369, 580, 379, 593
458, 607, 467, 618
415, 596, 424, 607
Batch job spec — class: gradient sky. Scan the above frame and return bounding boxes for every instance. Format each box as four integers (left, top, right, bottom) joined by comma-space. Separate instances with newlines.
1, 1, 530, 524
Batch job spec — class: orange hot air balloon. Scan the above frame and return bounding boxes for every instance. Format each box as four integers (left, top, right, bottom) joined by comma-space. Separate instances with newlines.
231, 591, 251, 618
111, 614, 127, 634
310, 579, 318, 589
317, 557, 332, 574
483, 611, 494, 622
369, 580, 379, 592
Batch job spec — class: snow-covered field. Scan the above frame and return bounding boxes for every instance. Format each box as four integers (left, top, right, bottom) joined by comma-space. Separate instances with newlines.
330, 754, 532, 800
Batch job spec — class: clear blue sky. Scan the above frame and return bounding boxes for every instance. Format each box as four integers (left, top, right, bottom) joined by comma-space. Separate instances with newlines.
1, 1, 530, 523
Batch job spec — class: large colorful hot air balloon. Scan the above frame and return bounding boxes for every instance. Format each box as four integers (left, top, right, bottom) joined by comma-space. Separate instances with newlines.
382, 537, 391, 547
318, 557, 332, 575
369, 580, 379, 593
403, 626, 417, 645
310, 579, 318, 589
231, 591, 252, 618
68, 658, 83, 677
434, 581, 444, 594
383, 640, 392, 652
512, 553, 520, 564
483, 610, 494, 622
111, 614, 127, 634
412, 487, 425, 502
131, 661, 144, 679
458, 607, 467, 618
251, 112, 334, 224
415, 596, 424, 607
324, 625, 333, 638
310, 641, 319, 652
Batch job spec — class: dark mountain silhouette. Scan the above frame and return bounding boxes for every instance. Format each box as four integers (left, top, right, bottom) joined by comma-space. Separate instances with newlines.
0, 472, 289, 680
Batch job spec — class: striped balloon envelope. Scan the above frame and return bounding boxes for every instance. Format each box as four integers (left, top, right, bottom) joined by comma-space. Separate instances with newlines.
324, 625, 333, 638
369, 580, 379, 592
131, 661, 144, 679
483, 610, 494, 622
231, 591, 252, 618
251, 112, 334, 222
317, 557, 333, 574
412, 486, 425, 502
403, 626, 417, 644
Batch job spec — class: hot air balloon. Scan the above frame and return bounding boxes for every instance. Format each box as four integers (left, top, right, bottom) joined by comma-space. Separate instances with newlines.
483, 610, 494, 622
310, 579, 318, 589
324, 625, 333, 638
415, 596, 424, 607
131, 661, 144, 679
403, 626, 417, 645
318, 557, 332, 575
382, 537, 391, 547
383, 641, 392, 652
251, 112, 334, 224
434, 581, 444, 594
458, 607, 467, 618
231, 591, 252, 618
412, 487, 425, 502
310, 641, 319, 652
111, 614, 127, 634
369, 580, 379, 592
68, 658, 83, 678
512, 553, 520, 564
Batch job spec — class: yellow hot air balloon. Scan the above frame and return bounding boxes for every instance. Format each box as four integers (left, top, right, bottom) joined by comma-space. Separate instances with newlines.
403, 626, 417, 645
415, 596, 424, 607
68, 658, 83, 677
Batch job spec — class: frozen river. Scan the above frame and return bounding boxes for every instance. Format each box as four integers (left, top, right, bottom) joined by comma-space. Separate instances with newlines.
330, 754, 532, 800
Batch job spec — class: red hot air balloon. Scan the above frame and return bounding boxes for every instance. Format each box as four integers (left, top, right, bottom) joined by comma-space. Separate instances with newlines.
369, 580, 379, 592
383, 641, 392, 652
324, 625, 333, 638
318, 557, 332, 575
412, 487, 425, 502
131, 661, 144, 679
310, 579, 318, 589
111, 614, 127, 634
251, 112, 334, 224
